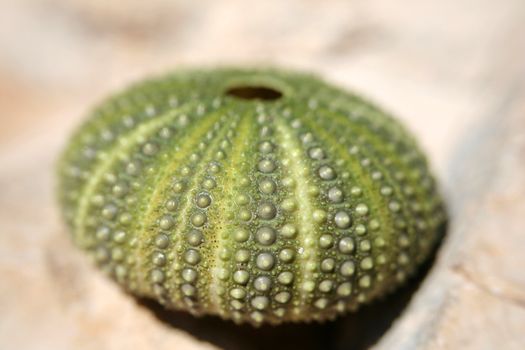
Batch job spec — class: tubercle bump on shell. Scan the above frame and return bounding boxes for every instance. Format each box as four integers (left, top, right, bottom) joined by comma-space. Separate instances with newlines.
57, 67, 447, 326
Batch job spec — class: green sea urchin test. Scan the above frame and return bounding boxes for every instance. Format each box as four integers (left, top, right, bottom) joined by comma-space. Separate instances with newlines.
57, 68, 446, 325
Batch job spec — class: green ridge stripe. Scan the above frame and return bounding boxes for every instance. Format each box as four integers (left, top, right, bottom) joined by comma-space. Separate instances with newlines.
300, 111, 396, 292
74, 103, 196, 246
274, 119, 319, 319
205, 113, 254, 315
169, 117, 238, 310
135, 108, 232, 299
318, 107, 422, 265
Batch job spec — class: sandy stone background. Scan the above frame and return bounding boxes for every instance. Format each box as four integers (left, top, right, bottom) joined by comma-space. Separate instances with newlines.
1, 0, 524, 349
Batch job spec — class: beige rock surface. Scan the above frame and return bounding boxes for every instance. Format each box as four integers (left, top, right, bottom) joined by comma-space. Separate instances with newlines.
1, 0, 524, 349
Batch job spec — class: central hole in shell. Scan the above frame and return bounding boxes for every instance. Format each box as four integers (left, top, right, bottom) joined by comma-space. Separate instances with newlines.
225, 85, 283, 101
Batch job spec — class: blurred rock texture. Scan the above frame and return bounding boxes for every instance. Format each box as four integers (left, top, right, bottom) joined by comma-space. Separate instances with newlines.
1, 0, 524, 349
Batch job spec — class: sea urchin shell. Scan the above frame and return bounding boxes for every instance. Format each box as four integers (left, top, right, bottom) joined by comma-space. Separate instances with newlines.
57, 68, 446, 326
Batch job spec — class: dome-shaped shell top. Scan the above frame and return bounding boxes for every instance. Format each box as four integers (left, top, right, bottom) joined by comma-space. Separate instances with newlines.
57, 68, 446, 326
